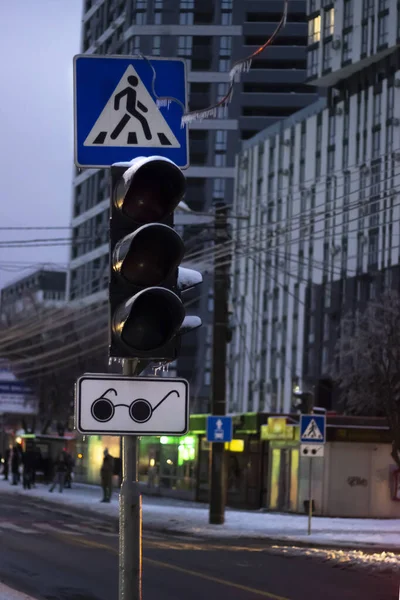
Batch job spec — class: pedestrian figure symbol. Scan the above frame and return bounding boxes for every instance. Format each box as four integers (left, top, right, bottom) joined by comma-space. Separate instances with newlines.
111, 75, 152, 141
84, 65, 180, 149
302, 418, 323, 440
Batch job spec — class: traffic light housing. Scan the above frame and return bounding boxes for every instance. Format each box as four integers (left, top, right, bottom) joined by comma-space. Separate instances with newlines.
109, 156, 202, 360
292, 390, 314, 414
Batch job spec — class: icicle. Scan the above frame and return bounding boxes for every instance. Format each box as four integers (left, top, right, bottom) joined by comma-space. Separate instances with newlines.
229, 59, 252, 83
181, 107, 218, 126
156, 98, 171, 109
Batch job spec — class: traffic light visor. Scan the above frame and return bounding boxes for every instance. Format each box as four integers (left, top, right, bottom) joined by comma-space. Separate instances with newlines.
114, 157, 186, 224
113, 287, 185, 352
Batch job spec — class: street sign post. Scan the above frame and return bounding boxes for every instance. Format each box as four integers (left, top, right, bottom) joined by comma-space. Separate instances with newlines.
300, 414, 326, 535
73, 55, 188, 169
206, 416, 233, 443
75, 373, 189, 435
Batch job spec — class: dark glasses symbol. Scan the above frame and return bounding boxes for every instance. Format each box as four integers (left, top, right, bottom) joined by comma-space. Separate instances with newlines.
91, 388, 180, 424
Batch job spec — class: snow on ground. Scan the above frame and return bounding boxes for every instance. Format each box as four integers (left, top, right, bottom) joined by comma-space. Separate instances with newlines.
2, 479, 400, 573
2, 480, 400, 574
0, 582, 37, 600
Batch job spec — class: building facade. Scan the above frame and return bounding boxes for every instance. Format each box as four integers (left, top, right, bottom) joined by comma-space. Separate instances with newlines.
228, 0, 400, 414
0, 269, 67, 325
68, 0, 318, 412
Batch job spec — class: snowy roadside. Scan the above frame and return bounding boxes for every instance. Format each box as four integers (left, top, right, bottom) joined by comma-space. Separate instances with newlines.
2, 479, 400, 552
0, 582, 38, 600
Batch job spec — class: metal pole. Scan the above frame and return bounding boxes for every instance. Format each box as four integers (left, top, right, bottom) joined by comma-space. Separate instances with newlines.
119, 358, 142, 600
209, 203, 230, 525
307, 457, 313, 536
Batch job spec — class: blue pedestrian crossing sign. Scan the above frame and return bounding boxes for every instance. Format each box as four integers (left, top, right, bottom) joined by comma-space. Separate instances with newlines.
73, 55, 189, 169
207, 416, 233, 443
300, 414, 326, 444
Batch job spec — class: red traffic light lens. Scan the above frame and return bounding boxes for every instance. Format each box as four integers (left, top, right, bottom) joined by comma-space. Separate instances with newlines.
115, 159, 186, 224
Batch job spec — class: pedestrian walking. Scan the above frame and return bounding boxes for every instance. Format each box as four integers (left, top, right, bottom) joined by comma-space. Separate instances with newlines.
49, 451, 68, 493
2, 447, 9, 480
11, 445, 21, 485
100, 448, 114, 503
64, 452, 75, 489
22, 449, 35, 490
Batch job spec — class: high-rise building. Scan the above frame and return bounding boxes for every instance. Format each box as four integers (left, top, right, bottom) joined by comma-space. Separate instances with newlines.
1, 269, 66, 325
68, 0, 319, 412
228, 0, 400, 414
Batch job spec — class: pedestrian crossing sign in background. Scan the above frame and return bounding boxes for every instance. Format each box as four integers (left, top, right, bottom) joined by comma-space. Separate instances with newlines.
300, 414, 326, 444
73, 55, 189, 169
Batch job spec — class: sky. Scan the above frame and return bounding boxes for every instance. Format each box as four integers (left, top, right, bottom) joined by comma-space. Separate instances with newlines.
0, 0, 82, 289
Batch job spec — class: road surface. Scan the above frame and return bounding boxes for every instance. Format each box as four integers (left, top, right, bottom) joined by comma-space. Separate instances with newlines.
0, 492, 396, 600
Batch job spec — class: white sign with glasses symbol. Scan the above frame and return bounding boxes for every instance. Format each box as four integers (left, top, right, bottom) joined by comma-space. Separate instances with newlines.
75, 374, 189, 435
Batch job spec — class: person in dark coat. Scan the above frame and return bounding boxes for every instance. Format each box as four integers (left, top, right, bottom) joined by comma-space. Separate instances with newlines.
100, 448, 114, 503
11, 445, 21, 485
49, 451, 68, 493
64, 452, 74, 489
3, 447, 10, 480
22, 450, 35, 490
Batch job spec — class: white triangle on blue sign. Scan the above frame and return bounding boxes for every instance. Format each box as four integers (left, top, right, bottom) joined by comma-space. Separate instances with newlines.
84, 65, 180, 149
303, 418, 323, 440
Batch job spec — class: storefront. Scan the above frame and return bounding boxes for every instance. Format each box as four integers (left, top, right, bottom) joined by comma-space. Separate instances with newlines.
262, 417, 300, 512
138, 434, 198, 499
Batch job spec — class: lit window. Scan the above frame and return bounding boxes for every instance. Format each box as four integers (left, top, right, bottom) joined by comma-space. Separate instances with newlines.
308, 16, 321, 44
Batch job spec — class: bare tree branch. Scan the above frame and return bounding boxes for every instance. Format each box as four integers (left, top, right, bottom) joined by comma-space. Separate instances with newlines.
333, 290, 400, 467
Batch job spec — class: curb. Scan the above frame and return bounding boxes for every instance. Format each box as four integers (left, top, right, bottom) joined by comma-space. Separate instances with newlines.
25, 495, 400, 556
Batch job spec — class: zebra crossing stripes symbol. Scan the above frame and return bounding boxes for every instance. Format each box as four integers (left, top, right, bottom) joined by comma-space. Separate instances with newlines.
84, 65, 181, 149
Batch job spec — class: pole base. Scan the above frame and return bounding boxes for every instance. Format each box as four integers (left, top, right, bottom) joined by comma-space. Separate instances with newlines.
209, 514, 225, 525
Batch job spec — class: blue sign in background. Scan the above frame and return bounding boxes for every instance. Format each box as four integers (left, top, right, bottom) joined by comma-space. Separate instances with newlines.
206, 416, 233, 443
74, 55, 188, 168
300, 414, 326, 444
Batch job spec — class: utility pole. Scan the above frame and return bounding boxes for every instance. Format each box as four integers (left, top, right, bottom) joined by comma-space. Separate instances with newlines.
119, 358, 142, 600
209, 203, 230, 525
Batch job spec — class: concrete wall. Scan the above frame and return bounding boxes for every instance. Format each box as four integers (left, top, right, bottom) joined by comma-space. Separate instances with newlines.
299, 442, 400, 518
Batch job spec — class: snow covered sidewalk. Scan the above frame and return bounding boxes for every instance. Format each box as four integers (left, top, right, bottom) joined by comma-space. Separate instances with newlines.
1, 479, 400, 551
0, 582, 37, 600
